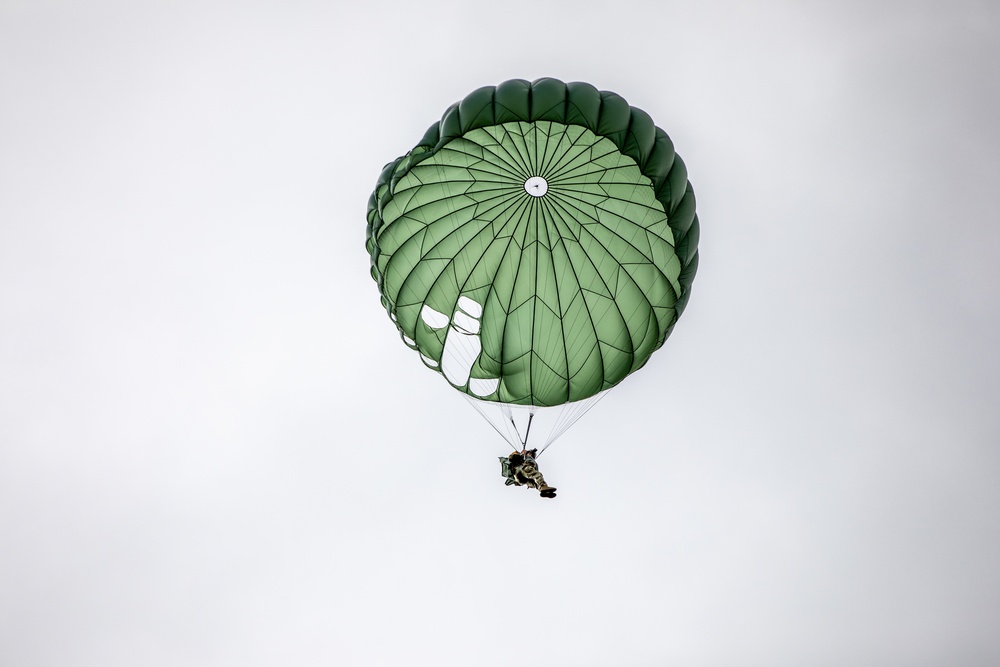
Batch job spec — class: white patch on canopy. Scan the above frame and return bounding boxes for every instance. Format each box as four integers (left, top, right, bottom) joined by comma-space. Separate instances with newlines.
420, 305, 450, 329
442, 324, 480, 386
457, 295, 483, 318
469, 377, 500, 397
452, 310, 480, 335
441, 297, 485, 386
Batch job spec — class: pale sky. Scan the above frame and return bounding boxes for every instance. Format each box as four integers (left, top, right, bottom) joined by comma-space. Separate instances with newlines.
2, 1, 999, 665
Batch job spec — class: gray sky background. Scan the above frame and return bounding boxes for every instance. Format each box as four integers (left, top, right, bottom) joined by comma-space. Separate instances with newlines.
2, 1, 998, 665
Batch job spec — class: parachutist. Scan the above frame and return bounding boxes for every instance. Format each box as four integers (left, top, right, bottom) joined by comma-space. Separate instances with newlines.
499, 449, 557, 498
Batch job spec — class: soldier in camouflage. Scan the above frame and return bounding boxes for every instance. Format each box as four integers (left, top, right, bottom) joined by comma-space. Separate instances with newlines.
499, 448, 557, 498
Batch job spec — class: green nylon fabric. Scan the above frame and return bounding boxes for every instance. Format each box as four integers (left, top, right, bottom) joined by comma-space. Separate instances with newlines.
366, 79, 699, 407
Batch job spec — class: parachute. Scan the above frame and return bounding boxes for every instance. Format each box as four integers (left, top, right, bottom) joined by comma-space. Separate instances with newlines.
366, 78, 699, 454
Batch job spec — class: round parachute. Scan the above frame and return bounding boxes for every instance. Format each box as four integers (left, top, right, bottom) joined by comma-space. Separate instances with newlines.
366, 78, 699, 450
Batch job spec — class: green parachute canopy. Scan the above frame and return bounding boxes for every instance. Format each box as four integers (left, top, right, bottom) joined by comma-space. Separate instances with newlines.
366, 78, 699, 443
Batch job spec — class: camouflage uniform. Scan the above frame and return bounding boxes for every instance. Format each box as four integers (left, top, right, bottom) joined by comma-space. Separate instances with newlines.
499, 449, 557, 498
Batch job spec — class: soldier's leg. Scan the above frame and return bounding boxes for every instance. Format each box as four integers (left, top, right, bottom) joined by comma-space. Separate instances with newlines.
521, 462, 549, 490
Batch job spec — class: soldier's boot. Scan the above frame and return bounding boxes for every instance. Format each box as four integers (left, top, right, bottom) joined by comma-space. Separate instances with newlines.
526, 469, 556, 498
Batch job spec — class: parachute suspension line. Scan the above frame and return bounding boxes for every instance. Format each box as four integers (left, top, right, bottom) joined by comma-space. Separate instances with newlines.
499, 402, 524, 451
463, 393, 604, 456
463, 395, 520, 451
555, 392, 606, 441
500, 404, 537, 449
536, 391, 609, 456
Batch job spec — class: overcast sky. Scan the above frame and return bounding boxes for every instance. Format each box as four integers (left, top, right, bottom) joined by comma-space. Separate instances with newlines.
2, 1, 999, 665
